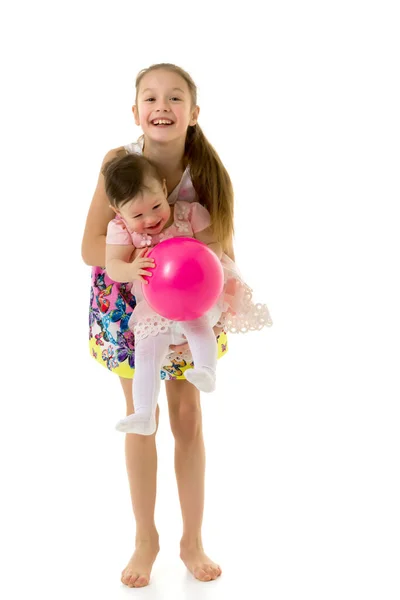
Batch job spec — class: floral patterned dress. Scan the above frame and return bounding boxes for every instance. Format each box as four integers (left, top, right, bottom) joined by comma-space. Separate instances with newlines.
88, 140, 228, 380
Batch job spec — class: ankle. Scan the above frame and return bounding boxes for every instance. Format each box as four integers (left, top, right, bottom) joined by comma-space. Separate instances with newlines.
180, 535, 203, 552
135, 528, 159, 546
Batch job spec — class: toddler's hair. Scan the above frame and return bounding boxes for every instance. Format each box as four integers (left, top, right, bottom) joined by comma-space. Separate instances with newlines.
135, 63, 234, 251
103, 154, 163, 209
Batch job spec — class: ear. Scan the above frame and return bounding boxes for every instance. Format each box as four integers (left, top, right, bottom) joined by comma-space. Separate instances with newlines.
132, 105, 140, 126
189, 105, 200, 126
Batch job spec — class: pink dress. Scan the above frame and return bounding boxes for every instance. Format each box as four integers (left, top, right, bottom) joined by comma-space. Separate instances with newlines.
106, 200, 272, 348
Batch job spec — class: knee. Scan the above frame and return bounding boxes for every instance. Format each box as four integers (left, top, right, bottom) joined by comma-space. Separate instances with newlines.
169, 399, 203, 444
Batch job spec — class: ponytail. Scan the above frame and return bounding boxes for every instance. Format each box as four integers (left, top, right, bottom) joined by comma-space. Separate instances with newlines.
185, 124, 234, 251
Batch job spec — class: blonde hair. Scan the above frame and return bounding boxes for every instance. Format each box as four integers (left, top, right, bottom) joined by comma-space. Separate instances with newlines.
135, 63, 234, 250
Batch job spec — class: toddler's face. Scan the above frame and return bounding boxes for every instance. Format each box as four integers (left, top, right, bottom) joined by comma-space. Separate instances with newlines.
117, 178, 171, 236
133, 69, 199, 142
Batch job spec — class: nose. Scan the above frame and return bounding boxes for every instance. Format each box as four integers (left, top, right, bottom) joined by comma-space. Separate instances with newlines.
155, 98, 170, 112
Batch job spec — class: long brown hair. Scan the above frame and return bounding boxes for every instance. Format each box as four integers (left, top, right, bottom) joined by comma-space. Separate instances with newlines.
135, 63, 234, 250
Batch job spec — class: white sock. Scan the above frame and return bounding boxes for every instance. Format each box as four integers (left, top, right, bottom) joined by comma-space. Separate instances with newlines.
179, 317, 218, 393
115, 331, 171, 436
115, 411, 156, 435
185, 366, 216, 393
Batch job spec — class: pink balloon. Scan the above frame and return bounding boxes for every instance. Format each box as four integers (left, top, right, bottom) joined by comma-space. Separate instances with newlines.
142, 237, 224, 321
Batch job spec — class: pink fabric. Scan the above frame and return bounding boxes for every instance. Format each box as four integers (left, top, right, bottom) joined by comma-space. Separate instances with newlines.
106, 216, 133, 245
189, 202, 211, 233
105, 194, 272, 338
106, 201, 211, 248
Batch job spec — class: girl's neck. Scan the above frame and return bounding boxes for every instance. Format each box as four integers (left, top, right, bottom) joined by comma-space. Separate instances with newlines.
142, 136, 186, 181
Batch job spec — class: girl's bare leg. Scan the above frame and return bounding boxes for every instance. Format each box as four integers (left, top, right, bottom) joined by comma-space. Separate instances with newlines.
119, 376, 160, 588
166, 378, 222, 582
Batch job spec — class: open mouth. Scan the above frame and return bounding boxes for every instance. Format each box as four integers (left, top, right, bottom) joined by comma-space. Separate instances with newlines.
151, 119, 174, 126
147, 220, 162, 232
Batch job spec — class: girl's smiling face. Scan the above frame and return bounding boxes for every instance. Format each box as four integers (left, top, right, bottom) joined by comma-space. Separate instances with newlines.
116, 177, 171, 236
133, 69, 199, 143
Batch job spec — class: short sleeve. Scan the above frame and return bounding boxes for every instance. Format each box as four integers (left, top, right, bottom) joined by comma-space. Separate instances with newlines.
106, 217, 133, 245
189, 202, 212, 233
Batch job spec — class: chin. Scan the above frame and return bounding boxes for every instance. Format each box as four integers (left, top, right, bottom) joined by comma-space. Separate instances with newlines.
145, 127, 182, 143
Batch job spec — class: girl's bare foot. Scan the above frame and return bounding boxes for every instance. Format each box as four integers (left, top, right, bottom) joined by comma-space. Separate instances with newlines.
180, 541, 222, 582
121, 537, 160, 588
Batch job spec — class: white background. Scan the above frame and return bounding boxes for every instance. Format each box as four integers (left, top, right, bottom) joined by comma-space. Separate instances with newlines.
1, 1, 399, 598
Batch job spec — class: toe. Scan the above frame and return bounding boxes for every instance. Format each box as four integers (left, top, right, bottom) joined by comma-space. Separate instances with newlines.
212, 564, 222, 577
134, 575, 149, 587
129, 575, 140, 588
194, 567, 212, 581
203, 564, 218, 580
120, 571, 128, 584
122, 572, 139, 587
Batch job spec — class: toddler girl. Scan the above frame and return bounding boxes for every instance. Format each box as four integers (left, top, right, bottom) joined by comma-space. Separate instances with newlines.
104, 153, 272, 435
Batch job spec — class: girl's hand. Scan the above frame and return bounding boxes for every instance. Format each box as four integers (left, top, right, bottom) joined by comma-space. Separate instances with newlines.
130, 248, 155, 283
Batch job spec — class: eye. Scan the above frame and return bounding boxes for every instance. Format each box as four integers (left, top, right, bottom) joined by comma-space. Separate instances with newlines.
145, 97, 155, 102
133, 214, 142, 219
153, 204, 161, 210
170, 97, 181, 102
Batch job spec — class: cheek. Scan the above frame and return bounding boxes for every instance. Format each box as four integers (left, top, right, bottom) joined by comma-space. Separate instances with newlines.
175, 106, 188, 122
129, 218, 143, 232
137, 105, 150, 124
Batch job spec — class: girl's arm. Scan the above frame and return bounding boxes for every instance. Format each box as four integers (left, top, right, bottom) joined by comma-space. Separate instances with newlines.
194, 226, 222, 258
106, 244, 155, 283
190, 202, 225, 259
81, 147, 127, 267
195, 227, 235, 261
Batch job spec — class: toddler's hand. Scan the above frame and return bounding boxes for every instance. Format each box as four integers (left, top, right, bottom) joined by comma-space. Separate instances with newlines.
130, 248, 155, 283
130, 247, 145, 261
